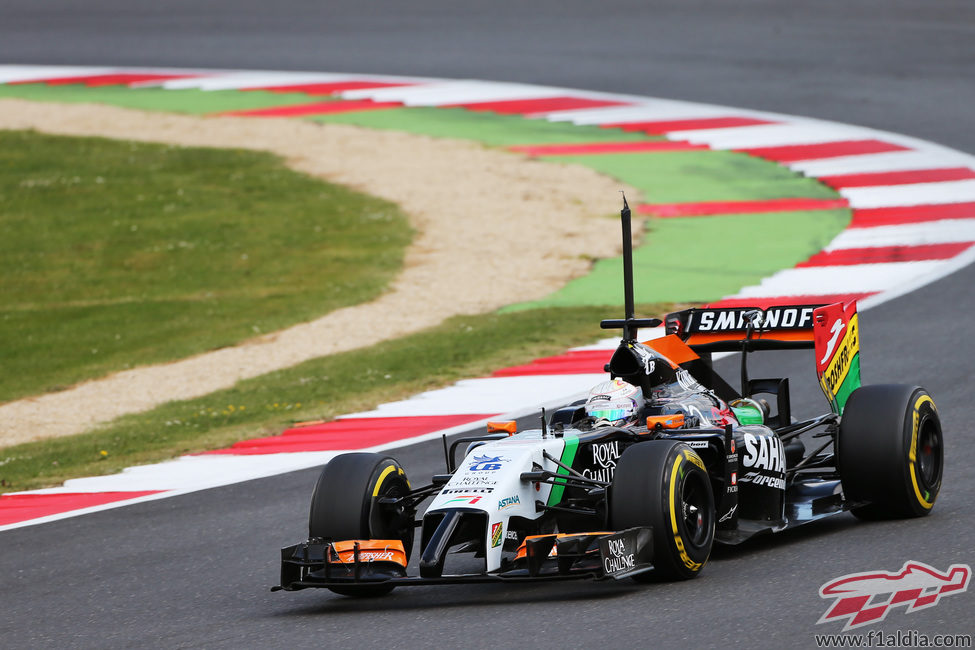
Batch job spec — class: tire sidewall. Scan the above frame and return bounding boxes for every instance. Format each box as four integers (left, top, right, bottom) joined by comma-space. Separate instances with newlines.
309, 453, 411, 548
610, 440, 714, 580
839, 385, 943, 518
900, 390, 942, 515
663, 446, 714, 575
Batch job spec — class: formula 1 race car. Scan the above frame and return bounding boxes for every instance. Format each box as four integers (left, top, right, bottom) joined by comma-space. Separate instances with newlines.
273, 198, 943, 596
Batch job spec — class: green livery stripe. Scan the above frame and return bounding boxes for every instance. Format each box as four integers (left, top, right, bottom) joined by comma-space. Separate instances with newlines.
546, 436, 579, 506
835, 353, 861, 415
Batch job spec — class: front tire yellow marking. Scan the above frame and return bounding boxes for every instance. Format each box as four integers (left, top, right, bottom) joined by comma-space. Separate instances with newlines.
683, 448, 705, 472
909, 395, 936, 510
373, 464, 397, 497
669, 454, 703, 572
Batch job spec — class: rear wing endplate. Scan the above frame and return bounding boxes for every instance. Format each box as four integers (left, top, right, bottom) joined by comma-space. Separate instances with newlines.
813, 301, 862, 414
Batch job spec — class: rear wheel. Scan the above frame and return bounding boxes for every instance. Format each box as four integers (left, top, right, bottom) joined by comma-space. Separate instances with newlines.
838, 385, 943, 519
309, 452, 414, 596
610, 440, 715, 581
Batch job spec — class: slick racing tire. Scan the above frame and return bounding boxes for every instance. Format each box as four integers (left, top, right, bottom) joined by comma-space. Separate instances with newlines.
838, 385, 943, 519
309, 452, 414, 597
610, 440, 715, 581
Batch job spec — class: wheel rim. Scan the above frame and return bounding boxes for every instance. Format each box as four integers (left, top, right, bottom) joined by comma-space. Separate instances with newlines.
917, 419, 942, 488
371, 476, 414, 552
680, 473, 712, 549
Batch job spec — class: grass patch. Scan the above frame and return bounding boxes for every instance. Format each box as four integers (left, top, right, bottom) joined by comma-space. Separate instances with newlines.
0, 130, 411, 402
0, 304, 667, 493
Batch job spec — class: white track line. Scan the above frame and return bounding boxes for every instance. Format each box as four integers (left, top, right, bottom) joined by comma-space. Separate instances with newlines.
825, 219, 975, 250
23, 451, 343, 494
545, 100, 794, 126
544, 103, 743, 124
668, 122, 876, 149
841, 179, 975, 209
340, 80, 574, 105
340, 374, 607, 418
159, 71, 438, 91
160, 72, 360, 90
0, 65, 114, 83
789, 150, 975, 176
733, 261, 948, 298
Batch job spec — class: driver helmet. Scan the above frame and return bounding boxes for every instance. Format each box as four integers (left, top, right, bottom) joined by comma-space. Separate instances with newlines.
584, 379, 645, 427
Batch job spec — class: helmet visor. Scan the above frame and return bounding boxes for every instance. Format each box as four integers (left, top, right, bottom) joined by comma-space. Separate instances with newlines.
587, 408, 628, 422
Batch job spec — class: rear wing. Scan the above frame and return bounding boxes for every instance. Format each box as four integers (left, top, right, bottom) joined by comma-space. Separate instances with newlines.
665, 302, 862, 414
664, 305, 819, 352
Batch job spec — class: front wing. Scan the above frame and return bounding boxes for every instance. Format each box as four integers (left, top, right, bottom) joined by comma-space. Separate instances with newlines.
272, 527, 653, 591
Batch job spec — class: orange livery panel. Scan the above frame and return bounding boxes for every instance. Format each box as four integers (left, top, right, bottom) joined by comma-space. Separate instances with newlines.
329, 540, 408, 567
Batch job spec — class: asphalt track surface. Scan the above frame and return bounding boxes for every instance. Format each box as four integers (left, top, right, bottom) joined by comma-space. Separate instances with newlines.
2, 2, 974, 648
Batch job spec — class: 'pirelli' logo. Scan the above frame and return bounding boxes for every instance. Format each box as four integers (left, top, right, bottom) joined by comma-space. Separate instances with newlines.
821, 313, 859, 397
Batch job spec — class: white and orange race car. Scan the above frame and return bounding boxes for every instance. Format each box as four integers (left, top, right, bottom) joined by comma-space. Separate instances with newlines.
273, 200, 943, 597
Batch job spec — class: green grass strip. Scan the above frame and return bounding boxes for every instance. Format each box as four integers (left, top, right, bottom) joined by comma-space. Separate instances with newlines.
0, 84, 321, 115
309, 106, 662, 147
508, 209, 851, 308
0, 131, 411, 402
0, 304, 665, 493
541, 150, 841, 203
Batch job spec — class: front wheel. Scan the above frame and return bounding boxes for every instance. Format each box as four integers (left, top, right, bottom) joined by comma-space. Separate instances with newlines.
838, 385, 943, 519
610, 440, 715, 581
308, 452, 414, 596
